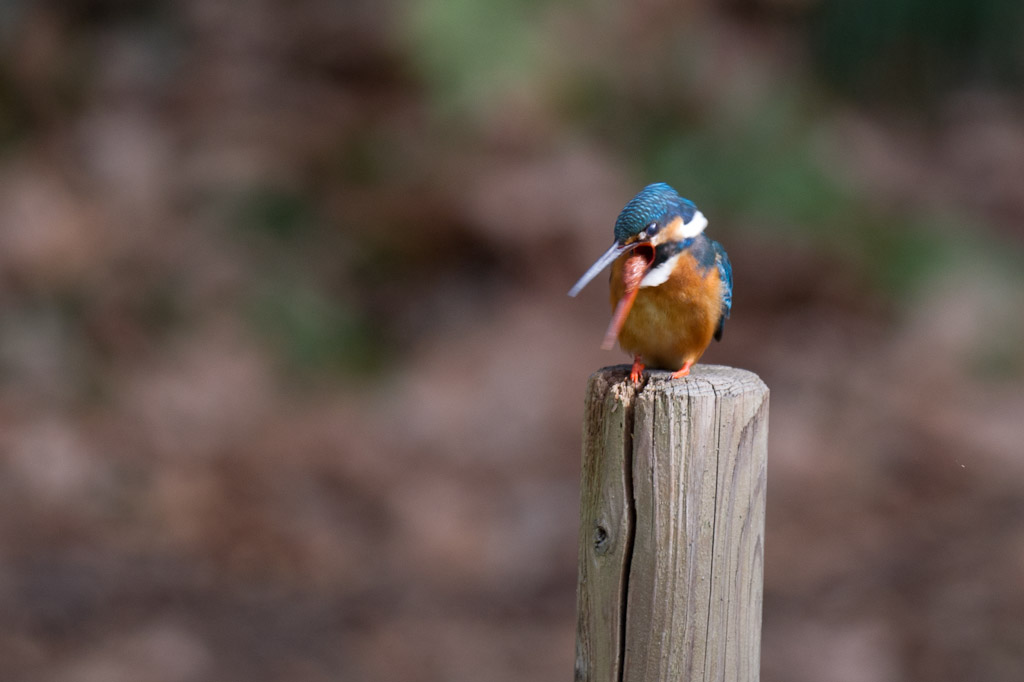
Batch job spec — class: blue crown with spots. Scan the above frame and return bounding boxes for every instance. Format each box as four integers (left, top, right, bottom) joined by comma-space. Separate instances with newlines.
614, 183, 697, 243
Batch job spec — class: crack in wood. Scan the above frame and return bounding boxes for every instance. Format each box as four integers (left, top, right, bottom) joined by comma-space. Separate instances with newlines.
617, 381, 637, 682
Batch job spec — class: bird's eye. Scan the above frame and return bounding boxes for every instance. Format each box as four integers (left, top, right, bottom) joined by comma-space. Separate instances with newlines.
645, 221, 660, 236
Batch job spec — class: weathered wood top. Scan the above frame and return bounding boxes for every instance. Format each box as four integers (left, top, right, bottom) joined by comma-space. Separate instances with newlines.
590, 363, 767, 398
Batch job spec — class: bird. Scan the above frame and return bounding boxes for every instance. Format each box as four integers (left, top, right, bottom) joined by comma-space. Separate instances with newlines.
568, 183, 732, 382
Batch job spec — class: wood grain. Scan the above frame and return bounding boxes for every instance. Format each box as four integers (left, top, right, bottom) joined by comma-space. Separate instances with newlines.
575, 365, 769, 682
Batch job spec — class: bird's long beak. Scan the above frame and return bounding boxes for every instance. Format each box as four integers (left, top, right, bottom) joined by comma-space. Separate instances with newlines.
567, 241, 644, 297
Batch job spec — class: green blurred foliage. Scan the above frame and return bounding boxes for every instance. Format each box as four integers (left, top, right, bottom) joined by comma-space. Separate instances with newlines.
642, 96, 847, 228
226, 185, 387, 378
233, 186, 318, 243
404, 0, 558, 118
644, 110, 953, 296
813, 0, 1024, 104
0, 68, 32, 151
247, 278, 384, 381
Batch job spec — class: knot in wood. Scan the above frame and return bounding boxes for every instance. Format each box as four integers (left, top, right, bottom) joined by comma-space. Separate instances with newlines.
593, 524, 610, 554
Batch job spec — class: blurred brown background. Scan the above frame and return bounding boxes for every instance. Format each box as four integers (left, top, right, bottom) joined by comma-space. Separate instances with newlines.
2, 1, 1023, 681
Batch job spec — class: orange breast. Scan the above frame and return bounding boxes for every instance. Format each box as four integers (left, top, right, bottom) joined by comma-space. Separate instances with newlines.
609, 251, 722, 370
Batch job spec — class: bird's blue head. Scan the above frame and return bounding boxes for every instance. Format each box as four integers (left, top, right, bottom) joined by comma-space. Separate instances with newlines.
614, 183, 697, 244
567, 182, 706, 297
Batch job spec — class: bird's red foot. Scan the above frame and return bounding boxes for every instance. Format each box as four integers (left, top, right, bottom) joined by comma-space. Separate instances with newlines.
671, 361, 694, 379
629, 356, 645, 383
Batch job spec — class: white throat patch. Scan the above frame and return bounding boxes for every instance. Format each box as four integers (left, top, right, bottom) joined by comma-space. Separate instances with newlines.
639, 253, 681, 288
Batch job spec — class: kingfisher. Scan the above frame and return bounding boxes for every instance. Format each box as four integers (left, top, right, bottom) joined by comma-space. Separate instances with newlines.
568, 183, 732, 382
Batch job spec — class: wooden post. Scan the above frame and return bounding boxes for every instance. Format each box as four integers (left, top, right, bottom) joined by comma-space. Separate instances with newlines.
575, 365, 768, 682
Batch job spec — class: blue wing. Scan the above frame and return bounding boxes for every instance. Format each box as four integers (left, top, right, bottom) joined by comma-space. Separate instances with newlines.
712, 240, 732, 341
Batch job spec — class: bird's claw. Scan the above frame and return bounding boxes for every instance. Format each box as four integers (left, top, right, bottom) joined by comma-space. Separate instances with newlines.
630, 357, 645, 383
670, 361, 694, 379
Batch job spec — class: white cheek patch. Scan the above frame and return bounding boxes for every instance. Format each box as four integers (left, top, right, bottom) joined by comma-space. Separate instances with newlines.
678, 210, 707, 238
639, 252, 682, 288
662, 210, 708, 241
